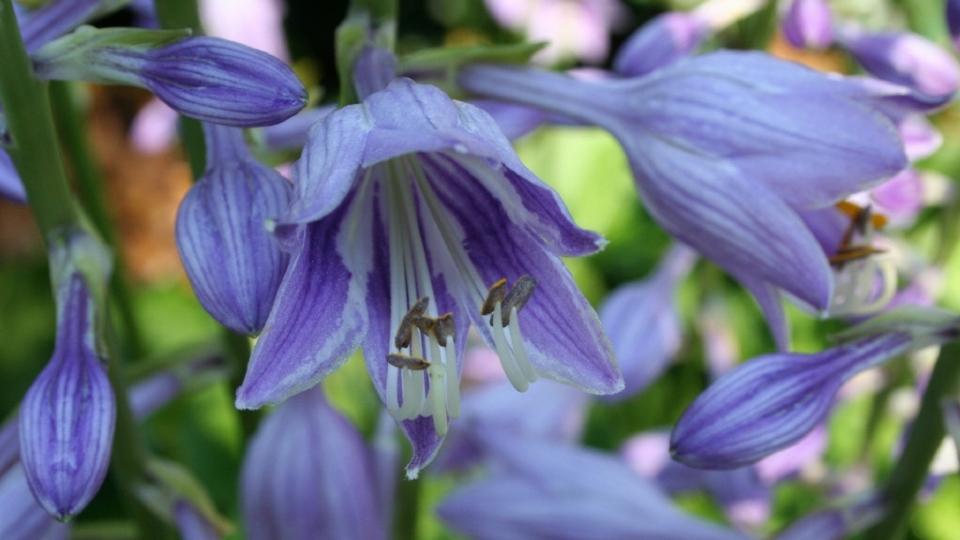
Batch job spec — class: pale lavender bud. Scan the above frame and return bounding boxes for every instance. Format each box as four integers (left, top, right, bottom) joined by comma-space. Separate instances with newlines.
870, 168, 924, 226
898, 115, 942, 161
599, 244, 695, 400
781, 0, 833, 50
839, 28, 960, 98
241, 386, 386, 540
174, 500, 221, 540
671, 325, 950, 469
19, 271, 115, 520
176, 123, 291, 335
774, 491, 886, 540
0, 149, 26, 203
614, 13, 708, 77
0, 465, 71, 540
32, 29, 308, 127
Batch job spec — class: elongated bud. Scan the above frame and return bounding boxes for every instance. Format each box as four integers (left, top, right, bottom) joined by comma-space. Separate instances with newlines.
136, 459, 232, 540
614, 13, 707, 77
838, 28, 960, 98
32, 27, 307, 127
672, 309, 960, 469
781, 0, 833, 50
241, 386, 386, 540
176, 123, 291, 335
20, 228, 115, 520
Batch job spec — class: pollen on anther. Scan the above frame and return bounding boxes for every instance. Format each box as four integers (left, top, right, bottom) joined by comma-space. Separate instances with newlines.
481, 279, 507, 315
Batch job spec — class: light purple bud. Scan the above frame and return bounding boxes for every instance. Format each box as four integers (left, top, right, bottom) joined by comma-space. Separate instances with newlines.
0, 149, 26, 203
174, 500, 221, 540
0, 465, 71, 540
19, 272, 116, 520
948, 0, 960, 51
599, 244, 695, 400
15, 0, 133, 53
781, 0, 833, 50
774, 491, 886, 540
614, 13, 708, 77
898, 115, 942, 161
241, 386, 386, 540
840, 29, 960, 97
33, 32, 308, 127
258, 105, 335, 152
671, 332, 917, 469
870, 168, 924, 226
176, 123, 291, 335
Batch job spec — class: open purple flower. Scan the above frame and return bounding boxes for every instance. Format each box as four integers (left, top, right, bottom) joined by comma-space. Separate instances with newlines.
236, 78, 621, 476
175, 122, 291, 335
457, 51, 907, 348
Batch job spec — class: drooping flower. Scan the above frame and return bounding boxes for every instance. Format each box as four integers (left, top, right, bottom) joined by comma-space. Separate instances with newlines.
457, 51, 907, 348
175, 122, 291, 335
671, 309, 960, 469
598, 243, 695, 400
236, 77, 621, 476
437, 431, 750, 540
241, 386, 386, 540
781, 0, 834, 50
19, 229, 115, 520
31, 28, 308, 127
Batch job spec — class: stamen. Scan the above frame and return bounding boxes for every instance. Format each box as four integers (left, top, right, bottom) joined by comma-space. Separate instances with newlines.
394, 296, 430, 350
492, 302, 529, 392
481, 278, 507, 315
506, 306, 537, 383
411, 314, 436, 336
386, 366, 400, 414
426, 334, 448, 435
387, 353, 430, 371
443, 337, 461, 418
500, 275, 537, 325
434, 312, 455, 344
398, 368, 424, 419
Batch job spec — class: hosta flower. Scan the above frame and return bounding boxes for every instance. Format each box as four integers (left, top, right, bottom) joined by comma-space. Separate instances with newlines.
32, 28, 307, 127
0, 465, 70, 540
14, 0, 133, 53
671, 309, 960, 469
236, 77, 621, 476
241, 386, 386, 540
457, 51, 907, 348
19, 229, 115, 520
176, 122, 291, 335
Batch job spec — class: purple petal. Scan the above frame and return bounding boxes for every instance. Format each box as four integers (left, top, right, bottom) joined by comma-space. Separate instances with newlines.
0, 466, 71, 540
16, 0, 129, 54
839, 29, 960, 98
469, 100, 550, 140
781, 0, 834, 50
420, 154, 622, 393
19, 273, 116, 520
176, 124, 291, 335
0, 150, 26, 204
871, 168, 924, 225
236, 205, 368, 408
258, 105, 336, 152
733, 272, 791, 351
614, 12, 707, 77
898, 114, 942, 161
173, 501, 219, 540
671, 333, 913, 469
241, 386, 386, 540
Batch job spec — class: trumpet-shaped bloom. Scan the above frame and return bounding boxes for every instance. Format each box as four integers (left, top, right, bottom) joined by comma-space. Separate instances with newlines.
458, 51, 907, 347
437, 431, 750, 540
32, 29, 307, 127
781, 0, 833, 50
671, 317, 958, 469
241, 386, 386, 540
19, 271, 115, 520
237, 78, 621, 476
176, 123, 291, 335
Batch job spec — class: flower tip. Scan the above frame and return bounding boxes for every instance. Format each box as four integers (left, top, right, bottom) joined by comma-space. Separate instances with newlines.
405, 467, 421, 481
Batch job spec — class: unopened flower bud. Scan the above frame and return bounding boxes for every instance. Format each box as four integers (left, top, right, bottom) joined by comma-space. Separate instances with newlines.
781, 0, 834, 50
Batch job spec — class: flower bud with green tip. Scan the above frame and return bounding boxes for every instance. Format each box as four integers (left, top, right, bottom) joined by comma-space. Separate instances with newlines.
19, 226, 115, 521
31, 27, 307, 127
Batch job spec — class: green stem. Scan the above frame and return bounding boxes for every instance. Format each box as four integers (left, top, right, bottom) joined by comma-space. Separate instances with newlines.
154, 0, 207, 179
48, 81, 146, 361
862, 341, 960, 540
392, 446, 421, 540
0, 0, 78, 239
0, 3, 170, 536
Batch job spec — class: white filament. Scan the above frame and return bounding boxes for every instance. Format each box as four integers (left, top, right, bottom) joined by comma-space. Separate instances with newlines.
492, 303, 529, 392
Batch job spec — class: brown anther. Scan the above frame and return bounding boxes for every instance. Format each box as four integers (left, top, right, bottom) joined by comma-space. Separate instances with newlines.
394, 296, 431, 350
411, 314, 436, 335
829, 245, 887, 268
480, 278, 507, 316
387, 353, 431, 371
498, 275, 537, 325
434, 312, 456, 344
